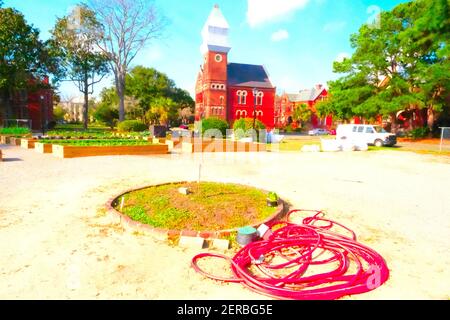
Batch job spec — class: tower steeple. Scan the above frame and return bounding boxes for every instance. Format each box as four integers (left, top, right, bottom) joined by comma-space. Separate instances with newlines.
200, 4, 231, 54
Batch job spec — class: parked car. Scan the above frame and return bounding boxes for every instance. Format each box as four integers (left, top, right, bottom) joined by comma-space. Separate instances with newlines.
308, 128, 329, 136
336, 124, 397, 147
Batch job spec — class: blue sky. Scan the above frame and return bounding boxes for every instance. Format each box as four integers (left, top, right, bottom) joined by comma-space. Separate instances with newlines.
4, 0, 407, 99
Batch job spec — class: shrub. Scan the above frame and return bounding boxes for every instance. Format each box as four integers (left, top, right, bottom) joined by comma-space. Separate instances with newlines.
407, 127, 430, 139
94, 104, 119, 129
0, 127, 31, 135
117, 120, 147, 133
196, 117, 229, 137
233, 118, 266, 141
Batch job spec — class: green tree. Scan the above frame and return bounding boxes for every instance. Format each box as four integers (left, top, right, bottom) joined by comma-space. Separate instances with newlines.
126, 66, 194, 120
397, 0, 450, 131
292, 103, 312, 127
0, 7, 53, 119
146, 97, 178, 126
323, 0, 449, 132
49, 5, 110, 130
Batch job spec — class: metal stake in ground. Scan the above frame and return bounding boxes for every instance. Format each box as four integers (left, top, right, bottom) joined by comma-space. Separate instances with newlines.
439, 127, 449, 153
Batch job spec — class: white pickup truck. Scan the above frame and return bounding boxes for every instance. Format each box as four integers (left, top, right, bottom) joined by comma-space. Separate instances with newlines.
336, 124, 397, 147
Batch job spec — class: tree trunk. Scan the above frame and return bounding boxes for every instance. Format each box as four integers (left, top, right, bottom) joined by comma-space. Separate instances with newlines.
427, 106, 435, 132
390, 112, 398, 133
115, 71, 126, 122
83, 74, 89, 131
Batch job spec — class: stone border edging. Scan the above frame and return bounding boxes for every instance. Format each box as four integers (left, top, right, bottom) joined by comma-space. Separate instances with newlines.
105, 181, 288, 241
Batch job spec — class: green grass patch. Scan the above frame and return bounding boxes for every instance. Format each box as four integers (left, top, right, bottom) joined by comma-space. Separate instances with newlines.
0, 127, 31, 135
116, 182, 278, 231
267, 138, 322, 152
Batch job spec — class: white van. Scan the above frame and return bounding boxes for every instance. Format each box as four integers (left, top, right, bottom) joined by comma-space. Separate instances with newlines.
336, 124, 397, 147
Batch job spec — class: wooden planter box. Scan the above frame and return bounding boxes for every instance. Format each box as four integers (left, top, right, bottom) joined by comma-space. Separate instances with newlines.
34, 142, 53, 154
0, 135, 12, 144
9, 137, 22, 146
152, 138, 167, 144
21, 139, 37, 149
182, 140, 267, 153
52, 144, 169, 159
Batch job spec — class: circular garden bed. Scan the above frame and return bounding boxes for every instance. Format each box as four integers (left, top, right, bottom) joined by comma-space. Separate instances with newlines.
108, 182, 285, 236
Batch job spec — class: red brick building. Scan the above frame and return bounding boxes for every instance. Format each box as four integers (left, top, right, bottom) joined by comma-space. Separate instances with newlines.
0, 76, 53, 131
195, 5, 276, 128
275, 85, 330, 129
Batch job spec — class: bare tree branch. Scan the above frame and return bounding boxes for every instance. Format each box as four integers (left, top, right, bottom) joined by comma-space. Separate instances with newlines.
87, 0, 167, 121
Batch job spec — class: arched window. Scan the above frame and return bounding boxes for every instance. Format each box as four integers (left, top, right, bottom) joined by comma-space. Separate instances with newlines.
256, 91, 264, 106
236, 110, 248, 119
220, 96, 224, 106
241, 91, 248, 105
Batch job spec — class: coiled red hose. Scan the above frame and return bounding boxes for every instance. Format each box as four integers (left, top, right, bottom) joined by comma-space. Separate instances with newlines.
192, 210, 389, 300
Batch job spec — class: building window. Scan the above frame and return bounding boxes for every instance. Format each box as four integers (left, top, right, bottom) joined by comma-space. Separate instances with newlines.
220, 96, 224, 105
215, 54, 223, 63
236, 110, 248, 119
237, 91, 248, 105
256, 91, 264, 106
252, 110, 263, 118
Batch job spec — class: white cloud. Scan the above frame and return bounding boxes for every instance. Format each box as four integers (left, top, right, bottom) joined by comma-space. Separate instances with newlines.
271, 29, 289, 42
323, 21, 347, 32
335, 52, 350, 62
247, 0, 310, 27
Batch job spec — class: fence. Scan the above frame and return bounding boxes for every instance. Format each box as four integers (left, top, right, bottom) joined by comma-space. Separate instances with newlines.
2, 119, 32, 129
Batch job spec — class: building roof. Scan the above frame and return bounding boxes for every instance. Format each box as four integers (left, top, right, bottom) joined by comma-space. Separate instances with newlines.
287, 86, 326, 102
203, 4, 229, 29
201, 5, 231, 54
227, 63, 274, 89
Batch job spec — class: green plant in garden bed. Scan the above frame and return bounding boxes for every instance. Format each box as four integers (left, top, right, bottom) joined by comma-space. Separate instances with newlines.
115, 182, 278, 232
0, 127, 31, 135
46, 130, 114, 139
39, 139, 154, 147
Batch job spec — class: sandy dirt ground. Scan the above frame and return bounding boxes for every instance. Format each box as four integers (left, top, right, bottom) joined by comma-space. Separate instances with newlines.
0, 144, 449, 300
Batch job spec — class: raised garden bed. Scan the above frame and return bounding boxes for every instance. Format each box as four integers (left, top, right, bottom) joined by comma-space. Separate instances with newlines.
21, 138, 37, 149
34, 142, 53, 154
45, 140, 169, 158
182, 139, 267, 153
9, 137, 23, 146
107, 182, 286, 240
0, 135, 12, 144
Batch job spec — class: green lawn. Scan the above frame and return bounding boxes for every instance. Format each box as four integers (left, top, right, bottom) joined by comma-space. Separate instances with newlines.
267, 137, 331, 152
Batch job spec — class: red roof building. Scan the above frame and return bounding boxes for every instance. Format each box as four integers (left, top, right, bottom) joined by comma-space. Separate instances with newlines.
275, 85, 330, 129
195, 5, 276, 129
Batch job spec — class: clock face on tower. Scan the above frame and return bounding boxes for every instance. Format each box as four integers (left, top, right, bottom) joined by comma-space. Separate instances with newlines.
215, 54, 223, 63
